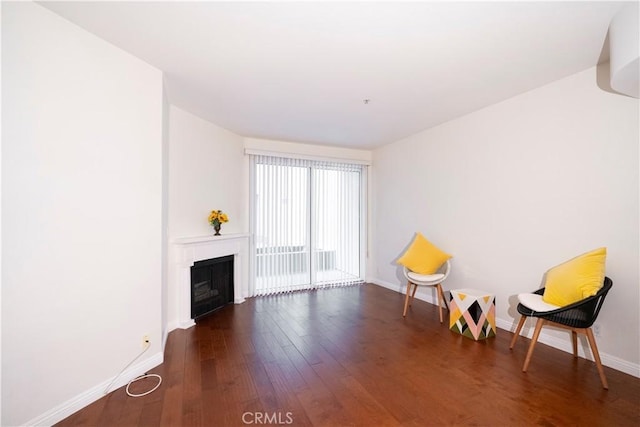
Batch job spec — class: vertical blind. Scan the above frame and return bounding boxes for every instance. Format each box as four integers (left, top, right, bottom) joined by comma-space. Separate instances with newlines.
250, 154, 365, 295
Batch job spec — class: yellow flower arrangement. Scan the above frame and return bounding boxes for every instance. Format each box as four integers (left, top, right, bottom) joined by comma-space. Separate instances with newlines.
208, 210, 229, 236
208, 209, 229, 226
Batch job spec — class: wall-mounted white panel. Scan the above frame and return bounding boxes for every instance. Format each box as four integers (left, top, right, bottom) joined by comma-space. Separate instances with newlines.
609, 2, 640, 98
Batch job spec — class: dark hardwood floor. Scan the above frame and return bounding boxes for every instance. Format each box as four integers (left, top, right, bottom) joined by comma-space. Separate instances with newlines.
56, 284, 640, 426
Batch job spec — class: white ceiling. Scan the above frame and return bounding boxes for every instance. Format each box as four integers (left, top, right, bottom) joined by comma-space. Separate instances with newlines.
40, 1, 626, 149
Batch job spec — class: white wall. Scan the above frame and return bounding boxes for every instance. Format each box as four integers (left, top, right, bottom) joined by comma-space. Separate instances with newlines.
372, 66, 639, 374
166, 106, 246, 329
1, 3, 164, 425
168, 106, 246, 238
0, 2, 4, 421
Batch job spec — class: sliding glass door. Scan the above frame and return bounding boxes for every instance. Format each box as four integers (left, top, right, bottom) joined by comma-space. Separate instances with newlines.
312, 166, 361, 284
254, 160, 311, 293
251, 155, 365, 295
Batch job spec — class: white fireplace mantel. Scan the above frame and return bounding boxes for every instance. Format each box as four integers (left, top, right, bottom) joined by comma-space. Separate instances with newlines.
172, 233, 250, 329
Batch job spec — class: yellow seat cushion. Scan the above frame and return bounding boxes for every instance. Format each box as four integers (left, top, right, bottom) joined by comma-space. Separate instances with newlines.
542, 247, 606, 306
397, 232, 452, 275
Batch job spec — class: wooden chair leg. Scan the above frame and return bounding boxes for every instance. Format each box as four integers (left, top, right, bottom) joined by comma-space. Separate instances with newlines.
403, 281, 413, 317
523, 318, 545, 372
571, 330, 578, 358
585, 328, 609, 390
509, 315, 527, 349
436, 284, 445, 323
410, 282, 418, 304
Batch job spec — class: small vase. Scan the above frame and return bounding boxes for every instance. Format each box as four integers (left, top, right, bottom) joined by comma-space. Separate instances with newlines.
214, 223, 221, 236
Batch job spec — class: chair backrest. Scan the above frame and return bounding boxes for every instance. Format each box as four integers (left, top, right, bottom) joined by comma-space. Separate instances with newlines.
542, 277, 612, 328
589, 276, 613, 323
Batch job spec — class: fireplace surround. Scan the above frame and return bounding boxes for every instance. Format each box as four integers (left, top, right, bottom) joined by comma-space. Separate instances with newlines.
172, 233, 249, 329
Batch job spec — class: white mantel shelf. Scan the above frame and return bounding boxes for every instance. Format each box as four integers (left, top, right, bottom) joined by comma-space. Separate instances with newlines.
171, 232, 250, 329
172, 232, 251, 245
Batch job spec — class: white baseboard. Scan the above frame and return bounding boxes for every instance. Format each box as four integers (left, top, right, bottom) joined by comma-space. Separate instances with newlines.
371, 278, 405, 295
165, 318, 195, 334
165, 319, 180, 334
180, 319, 195, 329
369, 279, 640, 378
25, 351, 164, 427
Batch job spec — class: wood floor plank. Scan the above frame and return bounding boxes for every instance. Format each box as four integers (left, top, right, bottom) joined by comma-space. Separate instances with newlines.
200, 389, 226, 426
158, 384, 183, 427
115, 395, 144, 427
137, 400, 163, 427
262, 361, 314, 426
312, 361, 400, 426
243, 356, 279, 412
181, 398, 203, 427
55, 392, 107, 427
55, 284, 640, 427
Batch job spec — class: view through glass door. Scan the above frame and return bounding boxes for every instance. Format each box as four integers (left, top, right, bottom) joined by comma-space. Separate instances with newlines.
252, 155, 364, 295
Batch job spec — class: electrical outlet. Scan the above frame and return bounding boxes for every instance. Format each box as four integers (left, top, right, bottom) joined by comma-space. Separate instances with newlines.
142, 335, 150, 348
593, 324, 601, 337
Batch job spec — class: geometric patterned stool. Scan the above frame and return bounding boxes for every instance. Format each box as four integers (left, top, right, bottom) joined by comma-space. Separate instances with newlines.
449, 288, 496, 340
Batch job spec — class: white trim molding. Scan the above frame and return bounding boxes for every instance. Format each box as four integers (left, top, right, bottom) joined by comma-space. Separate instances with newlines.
244, 148, 371, 165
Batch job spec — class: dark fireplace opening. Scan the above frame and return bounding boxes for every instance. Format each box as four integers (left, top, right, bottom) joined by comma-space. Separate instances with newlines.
191, 255, 234, 320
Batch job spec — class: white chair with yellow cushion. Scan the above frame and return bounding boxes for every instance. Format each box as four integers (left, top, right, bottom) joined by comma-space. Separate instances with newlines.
397, 232, 452, 323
